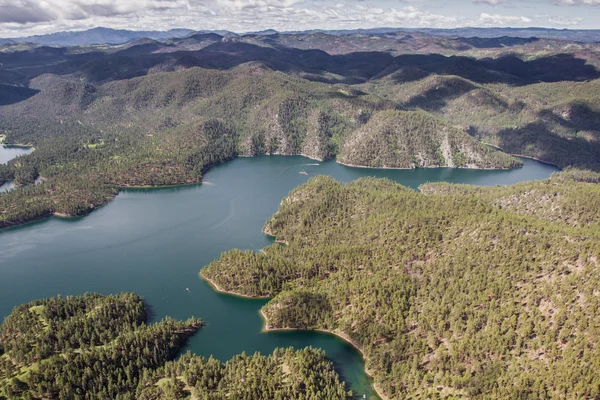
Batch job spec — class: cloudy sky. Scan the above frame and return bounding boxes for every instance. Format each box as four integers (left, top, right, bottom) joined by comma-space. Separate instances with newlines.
0, 0, 599, 38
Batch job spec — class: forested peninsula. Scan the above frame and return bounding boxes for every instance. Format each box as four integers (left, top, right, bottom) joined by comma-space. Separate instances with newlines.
0, 293, 350, 399
202, 169, 600, 399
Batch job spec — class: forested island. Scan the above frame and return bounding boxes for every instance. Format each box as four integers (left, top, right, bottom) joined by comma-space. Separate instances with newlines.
202, 169, 600, 399
0, 293, 350, 399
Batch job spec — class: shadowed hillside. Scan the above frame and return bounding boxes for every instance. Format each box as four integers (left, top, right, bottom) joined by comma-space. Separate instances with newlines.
338, 110, 519, 169
2, 39, 598, 86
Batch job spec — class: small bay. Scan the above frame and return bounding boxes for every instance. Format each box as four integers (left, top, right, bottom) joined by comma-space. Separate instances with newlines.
0, 145, 33, 165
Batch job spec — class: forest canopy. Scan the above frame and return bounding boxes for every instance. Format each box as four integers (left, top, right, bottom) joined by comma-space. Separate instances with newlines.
0, 293, 350, 400
202, 172, 600, 399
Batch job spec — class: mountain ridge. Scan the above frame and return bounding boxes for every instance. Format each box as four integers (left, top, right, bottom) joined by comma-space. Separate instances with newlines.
4, 26, 600, 47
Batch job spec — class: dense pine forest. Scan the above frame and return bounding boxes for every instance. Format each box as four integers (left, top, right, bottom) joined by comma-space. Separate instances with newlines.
137, 348, 350, 400
0, 294, 350, 400
202, 170, 600, 399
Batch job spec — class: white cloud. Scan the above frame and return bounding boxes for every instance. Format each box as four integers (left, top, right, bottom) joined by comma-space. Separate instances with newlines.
0, 0, 192, 23
555, 0, 600, 5
473, 0, 506, 5
479, 12, 532, 26
0, 0, 596, 38
216, 0, 305, 9
548, 16, 584, 25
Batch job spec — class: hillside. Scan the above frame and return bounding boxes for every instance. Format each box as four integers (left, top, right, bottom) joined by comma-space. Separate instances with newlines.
338, 110, 519, 169
0, 294, 350, 399
0, 64, 519, 229
6, 27, 600, 48
362, 74, 600, 170
202, 172, 600, 399
3, 27, 196, 47
0, 293, 201, 398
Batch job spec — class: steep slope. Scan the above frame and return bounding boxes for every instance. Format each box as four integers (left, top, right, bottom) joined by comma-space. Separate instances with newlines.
0, 64, 523, 228
363, 73, 600, 170
0, 84, 39, 106
338, 110, 520, 169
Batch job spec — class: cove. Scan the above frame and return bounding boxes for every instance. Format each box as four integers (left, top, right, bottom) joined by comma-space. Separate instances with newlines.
0, 156, 558, 399
0, 145, 34, 192
0, 144, 33, 165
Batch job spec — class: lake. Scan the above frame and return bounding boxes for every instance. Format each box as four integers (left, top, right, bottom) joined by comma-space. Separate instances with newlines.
0, 155, 558, 399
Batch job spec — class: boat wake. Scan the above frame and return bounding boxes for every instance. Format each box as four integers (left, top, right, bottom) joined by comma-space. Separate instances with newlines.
275, 163, 319, 180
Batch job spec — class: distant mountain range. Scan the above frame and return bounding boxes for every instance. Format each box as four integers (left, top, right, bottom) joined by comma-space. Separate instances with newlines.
407, 27, 600, 42
285, 27, 600, 42
0, 27, 234, 47
2, 26, 600, 47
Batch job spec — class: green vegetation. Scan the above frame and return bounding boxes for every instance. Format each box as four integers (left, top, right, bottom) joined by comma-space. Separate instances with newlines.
338, 109, 520, 169
2, 29, 600, 398
0, 294, 350, 399
2, 33, 600, 228
203, 172, 600, 399
0, 293, 202, 399
137, 348, 350, 400
362, 74, 600, 170
0, 64, 517, 229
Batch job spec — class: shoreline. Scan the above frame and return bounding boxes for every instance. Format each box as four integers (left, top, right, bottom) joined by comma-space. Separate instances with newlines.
263, 227, 289, 245
53, 212, 74, 218
259, 309, 389, 400
200, 272, 271, 300
337, 160, 413, 170
0, 152, 556, 231
336, 159, 517, 171
482, 142, 561, 169
0, 136, 35, 149
238, 152, 324, 162
117, 181, 203, 190
2, 144, 35, 149
201, 270, 387, 399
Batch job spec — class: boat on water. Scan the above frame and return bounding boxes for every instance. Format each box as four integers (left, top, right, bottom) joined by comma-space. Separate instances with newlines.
299, 171, 308, 176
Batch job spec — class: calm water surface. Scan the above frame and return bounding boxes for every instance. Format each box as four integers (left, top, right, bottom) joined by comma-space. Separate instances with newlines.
0, 145, 32, 164
1, 146, 34, 192
0, 155, 558, 399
